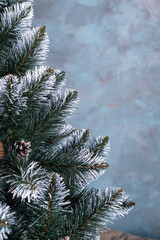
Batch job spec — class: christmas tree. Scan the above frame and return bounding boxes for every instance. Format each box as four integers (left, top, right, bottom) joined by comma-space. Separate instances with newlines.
0, 1, 135, 239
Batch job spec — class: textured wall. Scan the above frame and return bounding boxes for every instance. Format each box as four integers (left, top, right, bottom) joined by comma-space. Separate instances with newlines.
33, 0, 160, 239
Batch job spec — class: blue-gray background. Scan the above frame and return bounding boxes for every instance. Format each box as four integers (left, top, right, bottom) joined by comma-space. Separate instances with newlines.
33, 0, 160, 239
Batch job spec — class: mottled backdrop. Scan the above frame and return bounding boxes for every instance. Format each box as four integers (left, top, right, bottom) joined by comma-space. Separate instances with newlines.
33, 0, 160, 239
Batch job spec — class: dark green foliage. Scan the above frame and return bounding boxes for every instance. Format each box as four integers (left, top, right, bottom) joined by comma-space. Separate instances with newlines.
67, 188, 135, 240
23, 174, 70, 240
0, 26, 49, 77
0, 0, 33, 13
0, 1, 34, 77
0, 1, 135, 239
0, 3, 33, 53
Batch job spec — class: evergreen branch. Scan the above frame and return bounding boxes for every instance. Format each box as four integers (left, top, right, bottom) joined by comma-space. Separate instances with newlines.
67, 186, 90, 209
0, 178, 6, 202
18, 66, 55, 117
29, 125, 77, 165
50, 128, 77, 144
0, 82, 10, 140
0, 3, 33, 47
21, 66, 55, 98
0, 201, 16, 240
7, 74, 13, 141
78, 129, 90, 145
41, 147, 109, 188
16, 26, 47, 72
92, 136, 109, 157
20, 67, 66, 106
50, 129, 91, 155
0, 2, 6, 14
51, 162, 109, 190
85, 135, 110, 159
0, 74, 27, 142
53, 69, 66, 91
0, 68, 67, 142
0, 0, 135, 238
0, 193, 30, 240
57, 89, 78, 117
50, 129, 109, 164
52, 162, 109, 170
26, 173, 70, 240
4, 160, 51, 203
10, 68, 68, 137
0, 0, 33, 14
28, 89, 78, 142
44, 173, 56, 240
0, 74, 16, 143
67, 187, 135, 240
36, 128, 109, 191
0, 26, 49, 77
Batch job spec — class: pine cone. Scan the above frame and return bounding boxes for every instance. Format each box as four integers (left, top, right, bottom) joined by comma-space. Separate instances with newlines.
14, 140, 32, 158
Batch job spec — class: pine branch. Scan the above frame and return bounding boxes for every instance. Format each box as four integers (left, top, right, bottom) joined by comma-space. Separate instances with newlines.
7, 75, 14, 141
67, 187, 135, 240
21, 66, 54, 98
1, 197, 30, 240
0, 0, 33, 14
0, 178, 6, 202
0, 74, 27, 142
44, 174, 56, 240
0, 68, 68, 143
41, 146, 109, 189
0, 26, 49, 77
3, 157, 51, 203
0, 2, 33, 60
52, 162, 109, 171
34, 128, 109, 192
20, 67, 66, 107
52, 129, 109, 161
0, 74, 15, 142
16, 26, 48, 72
27, 89, 78, 143
0, 202, 16, 240
31, 127, 109, 192
53, 69, 66, 91
26, 173, 70, 240
91, 136, 109, 157
77, 129, 90, 147
29, 125, 77, 167
50, 127, 77, 144
1, 68, 69, 143
85, 135, 110, 160
57, 129, 91, 152
0, 1, 135, 239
